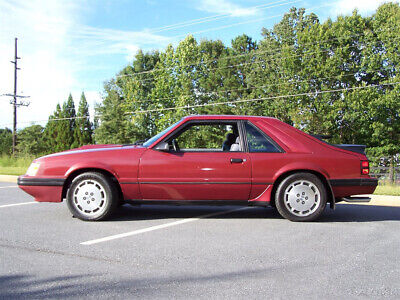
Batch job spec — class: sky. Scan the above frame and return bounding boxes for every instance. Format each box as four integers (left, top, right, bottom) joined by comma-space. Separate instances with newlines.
0, 0, 396, 129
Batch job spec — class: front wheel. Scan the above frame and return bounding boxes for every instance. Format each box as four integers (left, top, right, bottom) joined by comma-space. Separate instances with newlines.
66, 172, 119, 221
275, 173, 327, 222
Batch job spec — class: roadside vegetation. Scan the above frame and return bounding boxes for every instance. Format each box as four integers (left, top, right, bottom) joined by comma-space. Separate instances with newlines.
0, 154, 34, 176
375, 183, 400, 196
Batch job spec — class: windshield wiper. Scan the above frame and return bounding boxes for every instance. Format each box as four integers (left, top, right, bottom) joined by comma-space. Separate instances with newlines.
133, 139, 146, 145
122, 139, 147, 147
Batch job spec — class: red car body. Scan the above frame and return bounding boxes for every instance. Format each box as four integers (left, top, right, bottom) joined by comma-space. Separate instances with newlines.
18, 115, 377, 211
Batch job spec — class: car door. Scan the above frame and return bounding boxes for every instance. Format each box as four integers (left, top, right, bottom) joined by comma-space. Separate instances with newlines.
243, 121, 286, 199
138, 121, 251, 201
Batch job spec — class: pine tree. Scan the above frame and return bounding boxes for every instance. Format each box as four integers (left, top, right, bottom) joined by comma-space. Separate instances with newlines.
56, 94, 76, 151
44, 103, 62, 153
72, 92, 92, 148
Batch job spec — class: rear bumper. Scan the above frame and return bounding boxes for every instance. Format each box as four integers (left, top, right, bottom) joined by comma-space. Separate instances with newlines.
329, 178, 378, 187
17, 176, 64, 202
330, 178, 378, 197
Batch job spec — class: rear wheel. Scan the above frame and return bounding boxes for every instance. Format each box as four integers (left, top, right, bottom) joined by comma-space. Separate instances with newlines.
66, 172, 119, 221
275, 173, 327, 222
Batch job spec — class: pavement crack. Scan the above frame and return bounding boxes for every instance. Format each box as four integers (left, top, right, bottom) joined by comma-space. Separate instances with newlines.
0, 241, 121, 264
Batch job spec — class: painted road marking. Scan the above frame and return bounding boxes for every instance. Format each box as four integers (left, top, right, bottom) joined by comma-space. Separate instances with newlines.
0, 201, 36, 208
0, 186, 18, 189
81, 207, 251, 246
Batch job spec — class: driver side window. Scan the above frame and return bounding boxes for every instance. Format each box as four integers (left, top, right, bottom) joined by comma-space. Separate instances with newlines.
172, 122, 240, 152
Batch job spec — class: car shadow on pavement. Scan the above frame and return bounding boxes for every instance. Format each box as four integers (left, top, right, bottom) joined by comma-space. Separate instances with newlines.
319, 204, 400, 222
0, 267, 287, 299
110, 205, 281, 221
109, 203, 400, 223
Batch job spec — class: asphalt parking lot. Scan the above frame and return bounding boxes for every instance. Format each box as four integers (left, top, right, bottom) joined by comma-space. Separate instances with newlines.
1, 181, 399, 299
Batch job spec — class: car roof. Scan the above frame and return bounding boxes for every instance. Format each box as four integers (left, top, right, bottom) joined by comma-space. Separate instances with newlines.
182, 115, 277, 121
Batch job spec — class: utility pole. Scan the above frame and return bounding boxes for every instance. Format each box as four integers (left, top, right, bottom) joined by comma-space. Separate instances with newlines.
1, 38, 30, 154
12, 38, 19, 154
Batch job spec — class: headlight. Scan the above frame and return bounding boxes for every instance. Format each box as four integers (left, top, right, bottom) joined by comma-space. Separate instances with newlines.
26, 162, 40, 176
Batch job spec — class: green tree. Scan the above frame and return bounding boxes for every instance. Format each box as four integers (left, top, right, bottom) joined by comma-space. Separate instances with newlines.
17, 125, 47, 155
44, 103, 62, 153
72, 92, 92, 148
56, 94, 76, 151
94, 82, 132, 144
0, 128, 12, 155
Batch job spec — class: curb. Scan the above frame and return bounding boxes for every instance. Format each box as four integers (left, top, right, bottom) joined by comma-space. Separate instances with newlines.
0, 175, 18, 183
346, 194, 400, 207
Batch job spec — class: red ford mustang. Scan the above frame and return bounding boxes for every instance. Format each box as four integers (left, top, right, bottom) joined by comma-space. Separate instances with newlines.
18, 115, 377, 222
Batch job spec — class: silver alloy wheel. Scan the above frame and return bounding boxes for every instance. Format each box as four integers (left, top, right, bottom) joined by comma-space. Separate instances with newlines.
72, 179, 107, 218
283, 179, 321, 217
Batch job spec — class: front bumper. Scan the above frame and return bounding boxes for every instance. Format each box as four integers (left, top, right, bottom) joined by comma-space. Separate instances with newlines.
18, 177, 65, 186
17, 176, 65, 202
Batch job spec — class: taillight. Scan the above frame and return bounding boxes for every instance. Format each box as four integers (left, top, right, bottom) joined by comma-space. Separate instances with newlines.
361, 160, 369, 175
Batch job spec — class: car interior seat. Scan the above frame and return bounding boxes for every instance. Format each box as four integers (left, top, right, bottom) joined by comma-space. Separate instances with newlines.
230, 137, 241, 151
222, 133, 236, 151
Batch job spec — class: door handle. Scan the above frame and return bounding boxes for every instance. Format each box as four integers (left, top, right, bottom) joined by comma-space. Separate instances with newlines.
230, 158, 243, 163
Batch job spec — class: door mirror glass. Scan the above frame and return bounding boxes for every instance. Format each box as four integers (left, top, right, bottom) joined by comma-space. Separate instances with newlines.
154, 141, 170, 151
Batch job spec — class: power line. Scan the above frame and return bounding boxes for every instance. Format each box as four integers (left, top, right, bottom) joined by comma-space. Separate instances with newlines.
170, 4, 307, 40
1, 80, 397, 128
131, 81, 400, 114
150, 0, 298, 33
116, 43, 360, 85
116, 36, 394, 87
0, 116, 90, 127
121, 66, 394, 104
116, 25, 389, 80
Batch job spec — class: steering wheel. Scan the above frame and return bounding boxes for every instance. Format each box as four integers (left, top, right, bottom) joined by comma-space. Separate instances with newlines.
171, 139, 180, 152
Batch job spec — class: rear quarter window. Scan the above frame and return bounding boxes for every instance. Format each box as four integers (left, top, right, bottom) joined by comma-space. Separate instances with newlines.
245, 122, 281, 153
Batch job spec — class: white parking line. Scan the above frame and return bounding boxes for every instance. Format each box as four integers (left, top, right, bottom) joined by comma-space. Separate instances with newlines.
0, 201, 36, 208
81, 207, 251, 245
0, 186, 18, 189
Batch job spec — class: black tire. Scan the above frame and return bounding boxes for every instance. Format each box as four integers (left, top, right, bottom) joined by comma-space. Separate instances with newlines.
66, 172, 119, 221
275, 172, 327, 222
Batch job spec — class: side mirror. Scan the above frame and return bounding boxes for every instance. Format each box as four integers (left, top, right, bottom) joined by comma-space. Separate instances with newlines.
154, 141, 170, 151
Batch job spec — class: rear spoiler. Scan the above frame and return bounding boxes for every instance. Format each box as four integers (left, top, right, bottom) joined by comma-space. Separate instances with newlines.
333, 144, 366, 155
310, 134, 332, 140
310, 134, 366, 155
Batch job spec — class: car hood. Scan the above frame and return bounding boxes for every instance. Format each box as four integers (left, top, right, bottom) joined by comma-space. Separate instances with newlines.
38, 144, 145, 160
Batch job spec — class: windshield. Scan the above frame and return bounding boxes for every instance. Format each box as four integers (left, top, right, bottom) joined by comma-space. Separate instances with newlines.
142, 120, 182, 147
